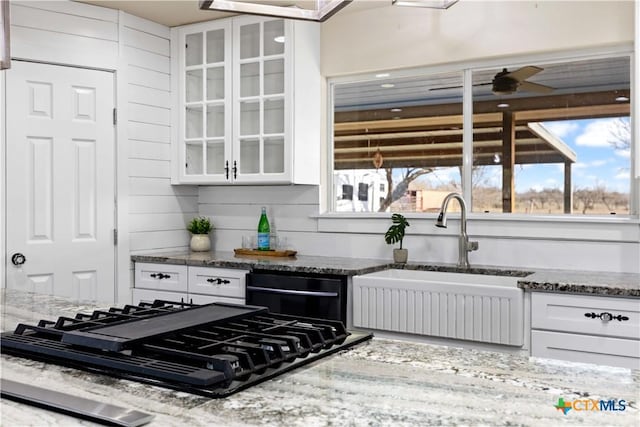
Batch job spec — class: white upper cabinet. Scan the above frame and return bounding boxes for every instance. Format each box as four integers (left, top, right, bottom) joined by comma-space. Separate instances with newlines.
172, 16, 320, 185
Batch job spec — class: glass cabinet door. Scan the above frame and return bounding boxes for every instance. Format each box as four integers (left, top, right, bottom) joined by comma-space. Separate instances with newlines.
182, 22, 231, 181
235, 18, 287, 181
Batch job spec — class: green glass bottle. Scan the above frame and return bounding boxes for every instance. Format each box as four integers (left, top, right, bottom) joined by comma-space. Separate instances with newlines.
257, 206, 270, 250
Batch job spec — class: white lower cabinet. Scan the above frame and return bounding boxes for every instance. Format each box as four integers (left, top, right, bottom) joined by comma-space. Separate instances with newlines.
134, 263, 188, 293
133, 262, 248, 305
132, 288, 188, 304
530, 293, 640, 369
188, 266, 248, 304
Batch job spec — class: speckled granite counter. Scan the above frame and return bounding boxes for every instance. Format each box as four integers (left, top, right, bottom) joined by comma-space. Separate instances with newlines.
132, 251, 640, 297
517, 269, 640, 297
131, 250, 390, 276
1, 289, 638, 426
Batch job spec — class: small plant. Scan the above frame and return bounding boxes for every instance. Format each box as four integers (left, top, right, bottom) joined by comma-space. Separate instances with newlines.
384, 213, 410, 249
187, 216, 213, 235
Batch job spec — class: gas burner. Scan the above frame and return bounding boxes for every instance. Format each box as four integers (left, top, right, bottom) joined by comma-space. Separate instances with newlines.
1, 300, 372, 398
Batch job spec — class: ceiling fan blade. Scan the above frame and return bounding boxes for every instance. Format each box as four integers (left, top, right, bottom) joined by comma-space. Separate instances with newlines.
518, 80, 554, 94
429, 85, 461, 91
429, 82, 491, 91
506, 65, 543, 82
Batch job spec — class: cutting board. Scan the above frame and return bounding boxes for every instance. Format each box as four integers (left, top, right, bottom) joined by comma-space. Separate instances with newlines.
234, 248, 297, 257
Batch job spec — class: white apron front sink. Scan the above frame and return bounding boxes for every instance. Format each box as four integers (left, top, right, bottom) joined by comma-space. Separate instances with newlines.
352, 269, 529, 346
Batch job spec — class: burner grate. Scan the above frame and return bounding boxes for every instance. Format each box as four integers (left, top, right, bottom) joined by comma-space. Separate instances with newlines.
1, 300, 372, 397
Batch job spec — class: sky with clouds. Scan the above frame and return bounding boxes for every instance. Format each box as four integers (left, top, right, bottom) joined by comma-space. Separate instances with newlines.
411, 117, 631, 194
519, 117, 630, 193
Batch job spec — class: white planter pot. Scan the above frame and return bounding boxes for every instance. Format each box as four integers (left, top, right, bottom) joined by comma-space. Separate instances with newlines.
393, 248, 408, 263
190, 234, 211, 252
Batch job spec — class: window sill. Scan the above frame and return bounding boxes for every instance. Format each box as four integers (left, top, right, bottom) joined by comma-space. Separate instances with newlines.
315, 212, 640, 243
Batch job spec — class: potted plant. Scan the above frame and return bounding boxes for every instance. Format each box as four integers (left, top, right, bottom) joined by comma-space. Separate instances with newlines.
385, 213, 410, 263
187, 216, 213, 252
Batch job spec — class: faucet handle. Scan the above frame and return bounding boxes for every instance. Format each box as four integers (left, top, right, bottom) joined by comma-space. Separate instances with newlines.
467, 240, 479, 252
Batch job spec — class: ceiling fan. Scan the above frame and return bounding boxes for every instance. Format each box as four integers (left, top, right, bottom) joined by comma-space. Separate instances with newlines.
490, 66, 554, 95
431, 66, 554, 95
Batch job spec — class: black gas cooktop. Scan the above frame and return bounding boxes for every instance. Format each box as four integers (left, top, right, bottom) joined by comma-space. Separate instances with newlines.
0, 300, 372, 398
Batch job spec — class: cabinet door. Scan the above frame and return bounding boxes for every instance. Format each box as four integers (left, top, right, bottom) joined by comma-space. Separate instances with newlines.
531, 330, 640, 369
188, 266, 248, 299
189, 293, 245, 305
179, 21, 232, 183
233, 17, 290, 183
132, 288, 189, 305
531, 293, 640, 339
134, 263, 188, 293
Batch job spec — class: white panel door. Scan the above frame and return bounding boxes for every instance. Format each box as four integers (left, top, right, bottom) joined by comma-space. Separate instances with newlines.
5, 61, 115, 302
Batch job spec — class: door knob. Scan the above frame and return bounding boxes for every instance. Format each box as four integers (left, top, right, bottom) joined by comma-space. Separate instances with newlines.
11, 253, 26, 266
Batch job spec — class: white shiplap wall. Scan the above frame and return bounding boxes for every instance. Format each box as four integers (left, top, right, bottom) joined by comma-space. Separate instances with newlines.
5, 1, 197, 303
120, 13, 197, 256
199, 184, 640, 273
198, 185, 320, 253
10, 0, 118, 69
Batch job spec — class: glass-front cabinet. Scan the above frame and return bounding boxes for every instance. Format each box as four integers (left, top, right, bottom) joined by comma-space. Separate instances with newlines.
174, 16, 320, 185
180, 20, 231, 181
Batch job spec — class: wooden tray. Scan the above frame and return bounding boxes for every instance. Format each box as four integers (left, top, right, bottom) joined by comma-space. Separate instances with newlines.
234, 248, 297, 257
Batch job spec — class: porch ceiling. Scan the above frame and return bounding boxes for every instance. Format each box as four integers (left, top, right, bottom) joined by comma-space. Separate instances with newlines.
333, 90, 629, 170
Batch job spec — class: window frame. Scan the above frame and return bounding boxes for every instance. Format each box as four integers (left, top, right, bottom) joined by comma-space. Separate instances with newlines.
1, 0, 10, 70
325, 45, 638, 219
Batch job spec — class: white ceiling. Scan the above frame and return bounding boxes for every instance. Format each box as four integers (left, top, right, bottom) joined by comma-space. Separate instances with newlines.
74, 0, 386, 27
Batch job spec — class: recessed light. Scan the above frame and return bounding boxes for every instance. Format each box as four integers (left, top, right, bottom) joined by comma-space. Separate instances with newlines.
390, 108, 402, 112
381, 83, 395, 88
615, 96, 629, 102
376, 73, 390, 78
392, 116, 401, 120
497, 103, 510, 108
274, 36, 285, 43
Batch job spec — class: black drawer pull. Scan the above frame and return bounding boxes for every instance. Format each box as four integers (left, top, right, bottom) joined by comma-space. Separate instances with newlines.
206, 278, 230, 285
150, 273, 171, 280
584, 312, 629, 322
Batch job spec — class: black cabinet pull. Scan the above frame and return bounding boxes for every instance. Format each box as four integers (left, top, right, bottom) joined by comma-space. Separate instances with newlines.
584, 312, 629, 322
150, 273, 171, 280
206, 277, 230, 285
225, 160, 229, 179
233, 161, 237, 179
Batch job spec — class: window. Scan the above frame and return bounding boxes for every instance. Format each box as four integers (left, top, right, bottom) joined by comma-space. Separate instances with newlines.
470, 57, 630, 215
333, 71, 463, 213
331, 53, 632, 216
341, 184, 353, 200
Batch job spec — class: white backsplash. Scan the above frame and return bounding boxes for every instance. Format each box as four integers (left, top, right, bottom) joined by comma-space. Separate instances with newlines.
199, 185, 639, 273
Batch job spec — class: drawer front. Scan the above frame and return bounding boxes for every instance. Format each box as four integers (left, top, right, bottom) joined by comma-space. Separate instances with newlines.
188, 267, 248, 298
132, 288, 188, 305
134, 263, 187, 292
189, 293, 245, 305
531, 330, 640, 370
531, 293, 640, 339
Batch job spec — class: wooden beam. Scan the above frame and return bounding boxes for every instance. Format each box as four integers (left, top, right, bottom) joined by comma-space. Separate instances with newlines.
564, 162, 573, 214
334, 151, 568, 170
502, 111, 516, 213
334, 113, 501, 133
515, 103, 629, 122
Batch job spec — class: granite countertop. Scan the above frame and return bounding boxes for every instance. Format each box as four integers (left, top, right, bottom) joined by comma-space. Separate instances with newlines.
132, 250, 640, 297
131, 250, 390, 276
1, 289, 638, 426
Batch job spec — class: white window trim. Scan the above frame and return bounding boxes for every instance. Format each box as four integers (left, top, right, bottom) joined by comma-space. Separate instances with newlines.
0, 0, 10, 70
324, 44, 638, 221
